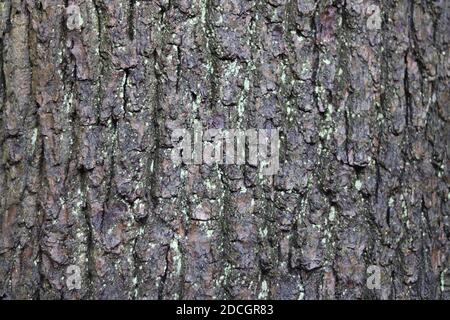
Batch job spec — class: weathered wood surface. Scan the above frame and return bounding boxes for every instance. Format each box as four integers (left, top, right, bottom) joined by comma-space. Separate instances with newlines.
0, 0, 448, 299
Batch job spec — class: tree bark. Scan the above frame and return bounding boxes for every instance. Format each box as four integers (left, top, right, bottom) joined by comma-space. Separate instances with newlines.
0, 0, 448, 300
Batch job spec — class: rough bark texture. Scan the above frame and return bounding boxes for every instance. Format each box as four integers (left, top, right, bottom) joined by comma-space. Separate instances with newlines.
0, 0, 449, 300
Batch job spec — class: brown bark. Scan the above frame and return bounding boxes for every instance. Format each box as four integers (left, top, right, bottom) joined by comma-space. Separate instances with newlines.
0, 0, 449, 299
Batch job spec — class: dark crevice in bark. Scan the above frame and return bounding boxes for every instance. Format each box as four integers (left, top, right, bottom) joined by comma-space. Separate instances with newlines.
146, 3, 169, 210
397, 3, 414, 203
0, 0, 12, 38
204, 0, 219, 112
158, 244, 170, 299
149, 49, 161, 208
122, 68, 130, 112
0, 37, 5, 205
340, 3, 351, 166
80, 168, 94, 299
92, 0, 104, 70
311, 7, 321, 114
26, 3, 42, 299
102, 120, 117, 237
131, 236, 140, 299
409, 1, 429, 110
159, 0, 171, 25
128, 0, 135, 41
375, 0, 389, 203
203, 0, 233, 299
176, 43, 181, 93
343, 106, 350, 165
92, 0, 102, 43
35, 137, 46, 300
403, 53, 412, 130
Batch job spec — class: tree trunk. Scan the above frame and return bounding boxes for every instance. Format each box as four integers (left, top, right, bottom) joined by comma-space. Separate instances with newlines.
0, 0, 448, 300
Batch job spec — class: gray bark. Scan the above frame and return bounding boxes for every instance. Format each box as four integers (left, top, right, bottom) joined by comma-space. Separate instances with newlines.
0, 0, 449, 299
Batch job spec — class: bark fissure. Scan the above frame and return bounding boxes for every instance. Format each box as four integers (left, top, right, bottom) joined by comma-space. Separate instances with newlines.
0, 0, 448, 300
